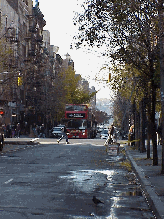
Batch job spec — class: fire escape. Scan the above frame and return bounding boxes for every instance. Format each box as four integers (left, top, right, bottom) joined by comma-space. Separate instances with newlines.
1, 26, 20, 124
24, 4, 46, 125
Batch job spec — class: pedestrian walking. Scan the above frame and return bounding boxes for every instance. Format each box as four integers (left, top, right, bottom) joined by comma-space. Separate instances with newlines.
109, 124, 115, 138
36, 125, 40, 137
104, 124, 115, 146
128, 124, 134, 146
11, 124, 17, 138
16, 123, 21, 138
32, 123, 37, 137
39, 124, 45, 138
6, 123, 12, 138
157, 124, 162, 145
57, 126, 69, 144
2, 124, 6, 138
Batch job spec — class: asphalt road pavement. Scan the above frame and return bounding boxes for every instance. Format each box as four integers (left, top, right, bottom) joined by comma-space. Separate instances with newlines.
0, 139, 155, 218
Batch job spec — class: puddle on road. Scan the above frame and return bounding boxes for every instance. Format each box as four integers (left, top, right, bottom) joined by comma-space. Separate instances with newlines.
60, 169, 115, 193
120, 189, 142, 197
106, 152, 126, 163
60, 169, 146, 218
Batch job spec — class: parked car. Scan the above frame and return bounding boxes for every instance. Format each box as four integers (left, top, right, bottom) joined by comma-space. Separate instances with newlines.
100, 129, 108, 139
49, 127, 63, 138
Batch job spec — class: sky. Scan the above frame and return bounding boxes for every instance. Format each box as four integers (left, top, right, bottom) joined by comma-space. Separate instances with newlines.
36, 0, 113, 99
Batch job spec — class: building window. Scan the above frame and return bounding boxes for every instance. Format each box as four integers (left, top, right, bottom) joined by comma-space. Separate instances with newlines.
22, 0, 28, 6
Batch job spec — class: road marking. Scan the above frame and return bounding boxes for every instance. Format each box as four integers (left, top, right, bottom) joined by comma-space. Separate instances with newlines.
4, 178, 13, 184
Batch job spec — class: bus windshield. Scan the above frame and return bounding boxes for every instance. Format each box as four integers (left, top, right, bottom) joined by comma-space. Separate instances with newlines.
67, 120, 87, 129
66, 105, 87, 111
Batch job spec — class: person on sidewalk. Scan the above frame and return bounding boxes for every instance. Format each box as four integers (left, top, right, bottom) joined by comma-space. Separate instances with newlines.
39, 124, 45, 138
16, 123, 21, 138
57, 126, 69, 144
157, 124, 162, 145
128, 124, 134, 146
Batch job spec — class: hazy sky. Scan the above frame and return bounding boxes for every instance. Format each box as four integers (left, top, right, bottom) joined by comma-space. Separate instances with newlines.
37, 0, 113, 99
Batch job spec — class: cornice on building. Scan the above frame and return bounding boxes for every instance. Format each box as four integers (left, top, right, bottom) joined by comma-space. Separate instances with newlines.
6, 0, 18, 12
33, 4, 46, 27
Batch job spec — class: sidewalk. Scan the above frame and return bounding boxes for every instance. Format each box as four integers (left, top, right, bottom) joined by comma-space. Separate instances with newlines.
4, 136, 40, 145
123, 142, 164, 219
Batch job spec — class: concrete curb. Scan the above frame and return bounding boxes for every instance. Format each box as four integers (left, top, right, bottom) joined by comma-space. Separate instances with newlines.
4, 140, 40, 145
126, 148, 164, 219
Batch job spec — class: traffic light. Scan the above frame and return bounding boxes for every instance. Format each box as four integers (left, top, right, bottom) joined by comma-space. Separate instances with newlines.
18, 72, 23, 86
108, 73, 111, 83
18, 76, 23, 86
0, 108, 4, 115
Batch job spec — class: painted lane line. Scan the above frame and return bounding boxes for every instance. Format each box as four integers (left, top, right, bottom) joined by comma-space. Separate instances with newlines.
4, 178, 13, 184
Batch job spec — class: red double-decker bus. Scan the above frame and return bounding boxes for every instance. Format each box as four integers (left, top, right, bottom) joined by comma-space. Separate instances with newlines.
64, 104, 97, 139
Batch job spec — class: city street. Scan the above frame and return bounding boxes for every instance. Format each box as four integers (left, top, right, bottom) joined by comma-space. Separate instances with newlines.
0, 139, 155, 218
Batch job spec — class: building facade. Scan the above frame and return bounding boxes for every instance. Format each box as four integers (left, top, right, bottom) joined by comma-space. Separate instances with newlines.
0, 0, 95, 135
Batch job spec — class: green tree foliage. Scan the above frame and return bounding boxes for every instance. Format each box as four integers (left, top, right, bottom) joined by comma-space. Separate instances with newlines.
74, 0, 160, 164
110, 64, 146, 108
74, 0, 160, 91
113, 93, 130, 133
0, 38, 13, 71
0, 35, 16, 101
60, 65, 96, 104
93, 108, 110, 124
74, 0, 159, 83
53, 66, 96, 121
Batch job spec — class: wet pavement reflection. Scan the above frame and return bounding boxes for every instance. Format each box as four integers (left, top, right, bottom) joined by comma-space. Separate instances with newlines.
0, 141, 155, 218
58, 146, 154, 218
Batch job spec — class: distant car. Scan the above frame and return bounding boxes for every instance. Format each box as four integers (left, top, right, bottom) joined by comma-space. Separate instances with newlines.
57, 124, 65, 128
99, 126, 104, 133
49, 127, 63, 138
100, 129, 108, 139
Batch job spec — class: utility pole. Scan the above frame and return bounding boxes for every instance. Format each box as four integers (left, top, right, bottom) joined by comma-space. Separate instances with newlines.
159, 0, 164, 174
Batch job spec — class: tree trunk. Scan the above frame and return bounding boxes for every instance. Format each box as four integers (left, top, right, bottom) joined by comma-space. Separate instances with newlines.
159, 0, 164, 173
140, 98, 146, 153
135, 108, 140, 150
133, 101, 136, 147
147, 95, 151, 159
151, 80, 158, 166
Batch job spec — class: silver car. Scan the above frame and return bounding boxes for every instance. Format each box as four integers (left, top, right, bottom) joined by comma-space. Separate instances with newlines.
100, 129, 108, 139
50, 127, 63, 138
